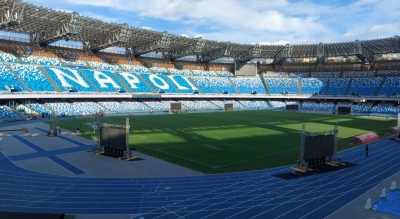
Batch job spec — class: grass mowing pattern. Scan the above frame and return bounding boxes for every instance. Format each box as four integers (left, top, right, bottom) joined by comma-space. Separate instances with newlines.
53, 110, 396, 173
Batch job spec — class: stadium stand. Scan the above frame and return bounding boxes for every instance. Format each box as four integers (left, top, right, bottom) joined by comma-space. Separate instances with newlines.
120, 64, 150, 73
86, 61, 120, 71
192, 70, 218, 76
0, 52, 20, 63
370, 102, 400, 114
265, 78, 299, 94
10, 64, 56, 91
301, 100, 335, 110
263, 72, 288, 78
207, 77, 237, 94
81, 69, 124, 93
347, 78, 383, 96
239, 100, 270, 109
140, 73, 178, 93
377, 77, 400, 96
44, 67, 97, 92
269, 101, 286, 108
301, 78, 328, 95
310, 72, 340, 78
168, 68, 193, 76
230, 77, 266, 94
21, 55, 62, 66
327, 78, 351, 95
0, 64, 25, 91
343, 71, 374, 78
190, 76, 217, 93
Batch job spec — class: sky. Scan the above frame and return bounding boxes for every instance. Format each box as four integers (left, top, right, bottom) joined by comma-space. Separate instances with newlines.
23, 0, 400, 45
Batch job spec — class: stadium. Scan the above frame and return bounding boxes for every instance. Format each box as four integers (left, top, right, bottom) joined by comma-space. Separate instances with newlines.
0, 0, 399, 218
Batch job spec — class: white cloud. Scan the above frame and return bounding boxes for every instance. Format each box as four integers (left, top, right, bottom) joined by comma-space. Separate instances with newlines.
181, 34, 189, 38
140, 26, 154, 30
22, 0, 400, 44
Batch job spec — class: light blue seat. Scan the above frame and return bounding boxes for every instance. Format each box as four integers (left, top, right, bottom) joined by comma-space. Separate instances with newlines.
0, 64, 25, 91
0, 52, 19, 63
230, 77, 266, 94
140, 73, 177, 93
44, 67, 97, 92
10, 64, 55, 91
370, 103, 400, 114
310, 72, 339, 78
265, 78, 299, 94
190, 76, 217, 93
21, 56, 62, 66
121, 64, 150, 73
87, 61, 120, 71
269, 101, 286, 108
116, 72, 152, 93
82, 69, 125, 93
348, 78, 383, 95
240, 100, 270, 109
378, 77, 400, 95
328, 78, 350, 95
0, 106, 19, 118
302, 101, 334, 110
27, 104, 52, 114
301, 78, 328, 94
207, 77, 236, 94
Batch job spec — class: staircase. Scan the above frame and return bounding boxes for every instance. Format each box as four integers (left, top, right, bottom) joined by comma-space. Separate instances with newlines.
373, 77, 387, 96
7, 64, 32, 92
228, 78, 240, 94
344, 79, 353, 95
298, 78, 303, 95
112, 72, 133, 93
188, 77, 205, 94
259, 73, 270, 94
137, 74, 157, 93
324, 79, 331, 95
38, 67, 63, 92
79, 69, 100, 92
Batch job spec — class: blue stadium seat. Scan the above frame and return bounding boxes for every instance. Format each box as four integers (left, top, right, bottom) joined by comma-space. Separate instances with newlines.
10, 64, 55, 91
21, 56, 62, 66
230, 77, 266, 94
378, 77, 400, 96
348, 78, 383, 96
265, 78, 299, 94
140, 73, 178, 93
0, 64, 25, 91
328, 78, 350, 95
301, 78, 328, 95
190, 76, 217, 93
116, 72, 153, 93
82, 69, 125, 93
44, 67, 97, 92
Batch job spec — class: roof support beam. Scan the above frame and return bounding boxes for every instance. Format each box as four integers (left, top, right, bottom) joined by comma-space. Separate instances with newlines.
273, 44, 291, 66
234, 44, 261, 70
0, 0, 24, 28
316, 42, 325, 66
126, 32, 171, 57
86, 24, 131, 53
34, 12, 82, 47
196, 42, 231, 63
354, 40, 374, 64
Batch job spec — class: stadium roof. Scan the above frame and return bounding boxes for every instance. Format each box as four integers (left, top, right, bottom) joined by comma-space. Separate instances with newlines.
0, 0, 399, 65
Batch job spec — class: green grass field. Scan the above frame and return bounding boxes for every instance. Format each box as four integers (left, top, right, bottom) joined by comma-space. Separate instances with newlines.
53, 110, 396, 173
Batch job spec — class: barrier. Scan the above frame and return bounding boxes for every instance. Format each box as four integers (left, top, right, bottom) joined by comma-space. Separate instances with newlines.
355, 132, 379, 144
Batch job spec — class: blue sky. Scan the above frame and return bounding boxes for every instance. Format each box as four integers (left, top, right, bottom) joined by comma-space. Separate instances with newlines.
24, 0, 400, 45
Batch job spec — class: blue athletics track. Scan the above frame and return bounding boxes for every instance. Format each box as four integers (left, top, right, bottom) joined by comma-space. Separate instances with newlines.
0, 132, 399, 219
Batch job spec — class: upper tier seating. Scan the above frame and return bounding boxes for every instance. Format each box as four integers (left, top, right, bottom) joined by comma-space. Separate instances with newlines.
121, 64, 150, 73
230, 77, 266, 94
81, 69, 125, 93
190, 76, 217, 93
377, 77, 400, 95
10, 64, 55, 91
0, 52, 19, 63
301, 101, 334, 110
263, 72, 288, 78
140, 73, 178, 93
62, 60, 88, 66
168, 69, 193, 76
0, 64, 25, 91
239, 100, 270, 109
310, 72, 340, 78
207, 77, 237, 94
289, 72, 308, 78
376, 70, 400, 75
192, 70, 218, 76
87, 61, 120, 71
44, 67, 97, 92
301, 78, 328, 95
150, 67, 168, 73
116, 72, 152, 93
265, 78, 299, 94
216, 71, 233, 77
180, 100, 221, 110
348, 78, 383, 96
21, 56, 62, 66
327, 78, 350, 95
343, 71, 374, 78
370, 103, 400, 114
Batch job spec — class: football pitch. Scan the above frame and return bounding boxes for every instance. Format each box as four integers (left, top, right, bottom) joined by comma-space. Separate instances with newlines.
54, 110, 396, 173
